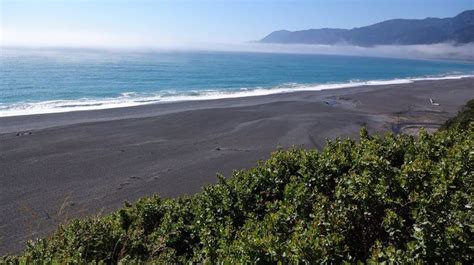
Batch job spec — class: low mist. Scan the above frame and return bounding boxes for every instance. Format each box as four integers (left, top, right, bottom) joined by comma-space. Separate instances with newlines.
195, 42, 474, 61
4, 42, 473, 62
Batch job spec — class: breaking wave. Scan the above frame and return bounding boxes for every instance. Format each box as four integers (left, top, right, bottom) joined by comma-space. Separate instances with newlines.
0, 74, 472, 117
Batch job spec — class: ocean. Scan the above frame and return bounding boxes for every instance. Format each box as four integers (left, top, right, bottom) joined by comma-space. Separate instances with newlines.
1, 48, 473, 117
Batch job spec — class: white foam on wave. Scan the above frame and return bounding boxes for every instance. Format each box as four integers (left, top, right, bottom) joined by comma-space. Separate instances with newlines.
0, 74, 472, 117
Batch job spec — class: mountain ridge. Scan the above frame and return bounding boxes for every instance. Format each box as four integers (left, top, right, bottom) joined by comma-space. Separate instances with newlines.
260, 10, 474, 46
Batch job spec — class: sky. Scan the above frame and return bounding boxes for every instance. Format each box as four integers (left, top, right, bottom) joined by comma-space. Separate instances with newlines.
1, 0, 473, 48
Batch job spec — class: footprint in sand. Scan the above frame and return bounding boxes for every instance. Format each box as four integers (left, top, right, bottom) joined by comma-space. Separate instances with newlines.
117, 176, 143, 190
117, 182, 131, 190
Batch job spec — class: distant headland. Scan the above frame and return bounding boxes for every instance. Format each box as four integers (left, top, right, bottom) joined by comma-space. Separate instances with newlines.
260, 10, 474, 46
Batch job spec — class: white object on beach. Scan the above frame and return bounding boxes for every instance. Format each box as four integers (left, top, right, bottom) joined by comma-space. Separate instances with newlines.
430, 98, 440, 106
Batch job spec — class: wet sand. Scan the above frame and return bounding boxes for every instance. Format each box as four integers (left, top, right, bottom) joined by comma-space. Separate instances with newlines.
0, 78, 473, 254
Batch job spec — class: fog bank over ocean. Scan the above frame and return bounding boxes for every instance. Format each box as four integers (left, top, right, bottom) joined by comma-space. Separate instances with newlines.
4, 42, 474, 61
230, 43, 474, 61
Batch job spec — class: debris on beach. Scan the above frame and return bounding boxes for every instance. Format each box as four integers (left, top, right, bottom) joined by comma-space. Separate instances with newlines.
430, 98, 440, 106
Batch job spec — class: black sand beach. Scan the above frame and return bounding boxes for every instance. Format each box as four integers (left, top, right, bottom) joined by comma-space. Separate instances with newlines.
1, 78, 473, 254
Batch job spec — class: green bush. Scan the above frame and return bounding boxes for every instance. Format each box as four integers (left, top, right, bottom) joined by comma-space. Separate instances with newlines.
440, 98, 474, 130
3, 106, 473, 264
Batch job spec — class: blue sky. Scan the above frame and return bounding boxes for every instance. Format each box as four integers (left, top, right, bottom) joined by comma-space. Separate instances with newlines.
1, 0, 473, 47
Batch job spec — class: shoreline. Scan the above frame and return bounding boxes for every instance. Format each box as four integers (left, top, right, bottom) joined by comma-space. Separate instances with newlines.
1, 78, 473, 254
1, 74, 473, 119
1, 76, 473, 134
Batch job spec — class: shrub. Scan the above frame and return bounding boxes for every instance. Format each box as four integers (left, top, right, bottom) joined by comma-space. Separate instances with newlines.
440, 98, 474, 130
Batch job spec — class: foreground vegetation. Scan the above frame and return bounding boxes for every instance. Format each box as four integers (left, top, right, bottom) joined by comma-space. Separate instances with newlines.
440, 98, 474, 131
3, 101, 473, 264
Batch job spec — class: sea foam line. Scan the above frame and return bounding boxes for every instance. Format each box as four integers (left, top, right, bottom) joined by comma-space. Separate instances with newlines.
0, 74, 472, 117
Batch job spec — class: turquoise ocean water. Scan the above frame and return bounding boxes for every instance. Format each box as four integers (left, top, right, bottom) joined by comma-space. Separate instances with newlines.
1, 49, 473, 117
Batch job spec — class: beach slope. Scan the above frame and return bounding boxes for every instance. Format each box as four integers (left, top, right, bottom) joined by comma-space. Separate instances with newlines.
0, 78, 473, 254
